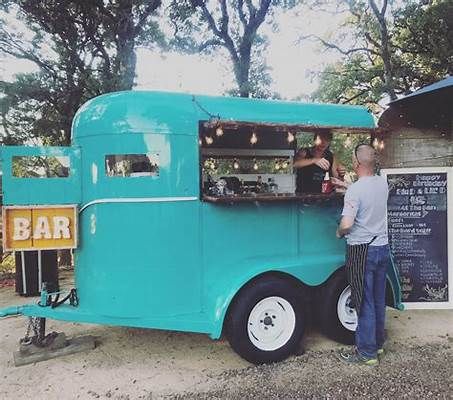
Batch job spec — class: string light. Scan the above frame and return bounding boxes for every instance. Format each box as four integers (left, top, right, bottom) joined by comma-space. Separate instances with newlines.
345, 134, 352, 148
378, 139, 385, 150
216, 126, 224, 136
250, 132, 258, 145
233, 159, 240, 170
205, 136, 213, 145
287, 131, 295, 143
282, 160, 288, 169
275, 159, 281, 170
372, 137, 379, 148
253, 159, 259, 170
314, 135, 322, 146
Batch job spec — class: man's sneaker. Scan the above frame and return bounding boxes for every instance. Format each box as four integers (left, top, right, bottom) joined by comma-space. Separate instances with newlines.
337, 347, 379, 366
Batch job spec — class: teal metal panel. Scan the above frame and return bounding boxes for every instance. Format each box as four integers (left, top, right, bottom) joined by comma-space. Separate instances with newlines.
1, 146, 81, 206
77, 133, 199, 204
72, 91, 376, 140
75, 201, 202, 318
200, 200, 346, 338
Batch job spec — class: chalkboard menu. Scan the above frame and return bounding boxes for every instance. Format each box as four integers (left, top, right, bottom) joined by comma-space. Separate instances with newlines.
386, 170, 449, 305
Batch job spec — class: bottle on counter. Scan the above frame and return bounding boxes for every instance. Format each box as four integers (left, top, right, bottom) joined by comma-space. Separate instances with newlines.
268, 177, 278, 193
321, 171, 333, 194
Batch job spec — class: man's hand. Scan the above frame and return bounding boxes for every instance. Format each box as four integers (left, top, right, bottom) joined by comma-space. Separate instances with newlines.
336, 164, 346, 178
331, 177, 350, 189
337, 215, 354, 239
314, 157, 330, 170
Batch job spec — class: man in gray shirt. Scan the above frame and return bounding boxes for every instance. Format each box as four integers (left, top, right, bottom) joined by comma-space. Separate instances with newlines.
336, 144, 390, 366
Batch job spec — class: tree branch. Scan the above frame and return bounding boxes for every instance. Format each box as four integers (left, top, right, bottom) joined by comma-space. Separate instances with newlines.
134, 0, 161, 35
300, 34, 380, 56
198, 38, 224, 52
237, 0, 248, 28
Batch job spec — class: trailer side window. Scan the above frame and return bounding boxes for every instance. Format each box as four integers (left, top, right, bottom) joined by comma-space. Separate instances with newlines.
105, 154, 159, 177
12, 156, 70, 178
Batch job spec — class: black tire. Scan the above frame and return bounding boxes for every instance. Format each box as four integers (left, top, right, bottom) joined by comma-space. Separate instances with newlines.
226, 277, 305, 364
318, 269, 356, 345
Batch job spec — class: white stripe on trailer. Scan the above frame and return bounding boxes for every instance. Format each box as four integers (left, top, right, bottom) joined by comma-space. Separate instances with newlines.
79, 197, 198, 212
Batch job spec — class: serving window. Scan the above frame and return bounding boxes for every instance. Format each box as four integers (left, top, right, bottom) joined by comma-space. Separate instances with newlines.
199, 120, 377, 203
200, 121, 342, 203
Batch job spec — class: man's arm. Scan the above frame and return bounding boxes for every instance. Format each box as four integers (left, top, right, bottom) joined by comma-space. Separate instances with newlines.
336, 215, 354, 238
337, 186, 358, 238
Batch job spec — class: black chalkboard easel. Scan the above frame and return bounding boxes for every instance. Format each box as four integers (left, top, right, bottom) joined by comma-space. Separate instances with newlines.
383, 168, 451, 308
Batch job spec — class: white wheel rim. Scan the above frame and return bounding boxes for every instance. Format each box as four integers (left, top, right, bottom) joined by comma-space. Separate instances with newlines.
247, 296, 296, 351
337, 286, 358, 331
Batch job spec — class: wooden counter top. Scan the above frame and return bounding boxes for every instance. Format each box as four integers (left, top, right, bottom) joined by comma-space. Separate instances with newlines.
202, 192, 344, 204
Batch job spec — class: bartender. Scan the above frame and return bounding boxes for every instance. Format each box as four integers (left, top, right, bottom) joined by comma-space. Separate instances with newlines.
294, 131, 344, 193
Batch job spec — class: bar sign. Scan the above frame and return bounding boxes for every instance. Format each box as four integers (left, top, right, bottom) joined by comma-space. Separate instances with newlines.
3, 205, 78, 251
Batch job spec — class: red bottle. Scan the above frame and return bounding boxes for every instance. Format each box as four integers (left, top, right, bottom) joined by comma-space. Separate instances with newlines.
321, 171, 333, 194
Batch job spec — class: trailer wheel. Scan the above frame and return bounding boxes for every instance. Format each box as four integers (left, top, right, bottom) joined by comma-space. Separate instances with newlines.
226, 277, 305, 364
319, 270, 357, 344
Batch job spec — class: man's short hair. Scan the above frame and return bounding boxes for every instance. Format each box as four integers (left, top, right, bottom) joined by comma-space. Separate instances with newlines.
355, 144, 376, 169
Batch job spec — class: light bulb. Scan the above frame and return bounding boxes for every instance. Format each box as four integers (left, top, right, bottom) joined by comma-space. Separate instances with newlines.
253, 159, 258, 170
233, 159, 239, 170
205, 136, 213, 145
250, 132, 258, 145
282, 161, 288, 169
287, 131, 295, 143
216, 126, 224, 136
275, 160, 281, 170
378, 139, 385, 150
314, 135, 322, 146
345, 134, 352, 147
372, 137, 379, 148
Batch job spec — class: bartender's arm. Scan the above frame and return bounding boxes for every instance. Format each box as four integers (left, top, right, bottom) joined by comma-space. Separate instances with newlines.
294, 149, 330, 170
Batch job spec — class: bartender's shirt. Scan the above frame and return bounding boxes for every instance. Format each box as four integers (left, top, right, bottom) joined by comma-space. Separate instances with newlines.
341, 175, 389, 246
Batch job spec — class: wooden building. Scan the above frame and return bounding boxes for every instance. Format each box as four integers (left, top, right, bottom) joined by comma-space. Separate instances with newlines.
378, 76, 453, 168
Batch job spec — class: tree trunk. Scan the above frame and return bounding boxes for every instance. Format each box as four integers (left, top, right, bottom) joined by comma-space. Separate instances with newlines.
369, 0, 397, 101
115, 0, 137, 90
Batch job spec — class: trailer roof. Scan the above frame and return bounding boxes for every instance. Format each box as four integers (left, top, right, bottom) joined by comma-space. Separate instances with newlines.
72, 91, 376, 140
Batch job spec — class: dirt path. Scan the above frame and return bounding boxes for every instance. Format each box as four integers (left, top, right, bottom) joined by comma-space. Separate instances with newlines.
1, 272, 452, 399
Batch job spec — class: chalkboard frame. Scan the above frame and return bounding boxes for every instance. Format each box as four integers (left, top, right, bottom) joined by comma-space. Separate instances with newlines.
381, 167, 453, 310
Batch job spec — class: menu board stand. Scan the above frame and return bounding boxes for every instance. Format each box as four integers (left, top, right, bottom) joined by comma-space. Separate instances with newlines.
382, 167, 452, 309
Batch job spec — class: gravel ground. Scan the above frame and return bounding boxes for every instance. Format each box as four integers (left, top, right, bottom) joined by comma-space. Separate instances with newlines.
1, 270, 453, 399
167, 341, 453, 400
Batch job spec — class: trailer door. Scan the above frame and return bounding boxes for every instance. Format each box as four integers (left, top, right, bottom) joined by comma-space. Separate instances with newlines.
1, 146, 81, 206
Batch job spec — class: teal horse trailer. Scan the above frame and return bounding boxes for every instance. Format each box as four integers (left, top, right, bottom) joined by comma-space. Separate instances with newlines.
0, 91, 402, 364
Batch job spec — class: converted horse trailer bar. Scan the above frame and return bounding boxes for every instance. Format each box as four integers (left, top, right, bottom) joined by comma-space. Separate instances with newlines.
0, 91, 402, 364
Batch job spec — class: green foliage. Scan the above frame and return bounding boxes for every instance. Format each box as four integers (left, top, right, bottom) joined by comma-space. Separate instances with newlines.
0, 0, 163, 145
312, 0, 453, 109
168, 0, 299, 98
0, 253, 15, 276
